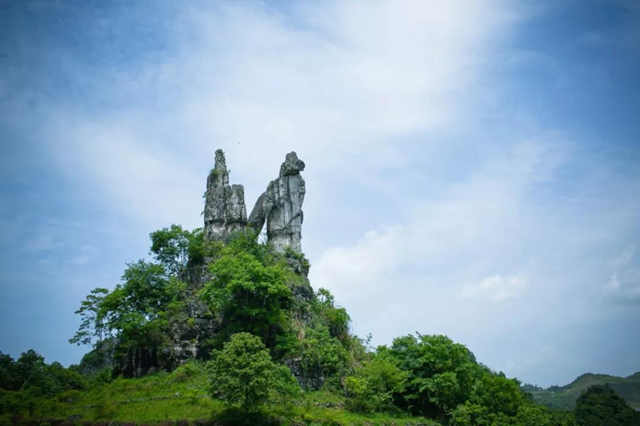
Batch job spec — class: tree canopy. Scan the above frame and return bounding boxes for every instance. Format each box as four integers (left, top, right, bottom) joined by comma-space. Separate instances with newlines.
208, 332, 298, 411
575, 385, 639, 426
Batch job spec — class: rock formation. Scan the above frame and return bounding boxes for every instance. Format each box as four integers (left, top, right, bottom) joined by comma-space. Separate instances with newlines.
248, 152, 306, 253
203, 150, 247, 241
93, 150, 311, 379
204, 150, 306, 252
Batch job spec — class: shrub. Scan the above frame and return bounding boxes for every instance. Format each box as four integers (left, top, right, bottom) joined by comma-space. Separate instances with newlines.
171, 362, 201, 383
344, 353, 407, 413
208, 333, 300, 411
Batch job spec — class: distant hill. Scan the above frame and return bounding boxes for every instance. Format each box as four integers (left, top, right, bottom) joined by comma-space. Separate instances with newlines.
527, 372, 640, 411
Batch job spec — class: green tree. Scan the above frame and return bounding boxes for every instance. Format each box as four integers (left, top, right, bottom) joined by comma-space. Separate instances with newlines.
0, 352, 20, 391
271, 364, 302, 407
298, 325, 350, 385
382, 333, 481, 418
97, 261, 184, 347
550, 410, 577, 426
69, 287, 109, 347
574, 385, 639, 426
314, 288, 350, 340
208, 333, 298, 411
513, 404, 555, 426
200, 239, 293, 349
149, 224, 193, 275
345, 351, 408, 413
15, 350, 46, 389
473, 370, 526, 418
71, 258, 186, 379
0, 350, 87, 401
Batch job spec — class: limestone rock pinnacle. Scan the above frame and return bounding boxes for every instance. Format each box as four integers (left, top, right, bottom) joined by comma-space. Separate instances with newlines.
249, 152, 306, 253
203, 149, 247, 241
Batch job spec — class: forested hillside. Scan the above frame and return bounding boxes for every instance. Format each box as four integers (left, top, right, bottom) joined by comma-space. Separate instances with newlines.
0, 228, 593, 425
527, 372, 640, 411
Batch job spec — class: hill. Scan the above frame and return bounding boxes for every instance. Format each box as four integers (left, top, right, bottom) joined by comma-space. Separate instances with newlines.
0, 151, 578, 425
529, 372, 640, 411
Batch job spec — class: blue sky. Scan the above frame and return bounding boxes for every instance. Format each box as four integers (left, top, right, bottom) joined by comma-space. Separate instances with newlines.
1, 0, 639, 387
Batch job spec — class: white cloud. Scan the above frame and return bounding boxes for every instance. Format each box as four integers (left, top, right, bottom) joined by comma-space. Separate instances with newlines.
604, 247, 640, 305
43, 0, 522, 229
311, 225, 403, 300
461, 274, 527, 301
49, 119, 203, 230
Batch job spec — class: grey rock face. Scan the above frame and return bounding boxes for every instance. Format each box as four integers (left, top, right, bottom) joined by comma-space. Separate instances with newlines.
284, 356, 324, 390
279, 151, 306, 176
248, 152, 306, 253
165, 297, 218, 370
204, 150, 247, 241
247, 191, 271, 233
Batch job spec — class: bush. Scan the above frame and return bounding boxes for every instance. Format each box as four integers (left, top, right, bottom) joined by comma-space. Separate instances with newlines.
209, 333, 300, 411
270, 364, 301, 407
344, 353, 407, 413
171, 362, 202, 383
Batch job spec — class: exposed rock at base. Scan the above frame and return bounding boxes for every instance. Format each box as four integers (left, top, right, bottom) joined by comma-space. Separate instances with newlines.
77, 338, 118, 376
284, 356, 325, 390
204, 149, 247, 241
248, 152, 306, 253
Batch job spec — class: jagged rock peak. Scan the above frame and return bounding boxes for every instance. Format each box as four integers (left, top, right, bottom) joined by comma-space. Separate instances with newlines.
210, 149, 230, 186
248, 151, 306, 253
204, 149, 247, 241
279, 152, 306, 177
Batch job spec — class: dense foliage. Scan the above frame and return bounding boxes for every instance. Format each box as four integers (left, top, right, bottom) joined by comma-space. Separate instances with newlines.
0, 350, 87, 417
208, 333, 299, 411
574, 385, 640, 426
199, 236, 295, 351
528, 372, 640, 412
2, 222, 629, 425
344, 351, 407, 413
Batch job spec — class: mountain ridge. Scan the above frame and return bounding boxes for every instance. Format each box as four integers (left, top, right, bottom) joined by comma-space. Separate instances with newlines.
527, 371, 640, 410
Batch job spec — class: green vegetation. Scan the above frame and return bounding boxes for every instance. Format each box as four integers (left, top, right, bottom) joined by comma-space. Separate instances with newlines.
529, 372, 640, 411
209, 333, 299, 411
574, 385, 640, 426
0, 356, 433, 425
1, 223, 634, 425
199, 237, 295, 351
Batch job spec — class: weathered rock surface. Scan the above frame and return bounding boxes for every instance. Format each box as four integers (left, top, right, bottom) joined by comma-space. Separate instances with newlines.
166, 309, 218, 367
204, 150, 247, 241
249, 152, 306, 253
247, 191, 271, 233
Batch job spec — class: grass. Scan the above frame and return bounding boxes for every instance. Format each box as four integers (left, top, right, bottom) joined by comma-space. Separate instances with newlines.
1, 365, 439, 426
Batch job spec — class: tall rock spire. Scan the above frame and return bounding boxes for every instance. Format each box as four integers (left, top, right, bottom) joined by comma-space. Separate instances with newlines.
203, 149, 247, 241
248, 152, 306, 253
